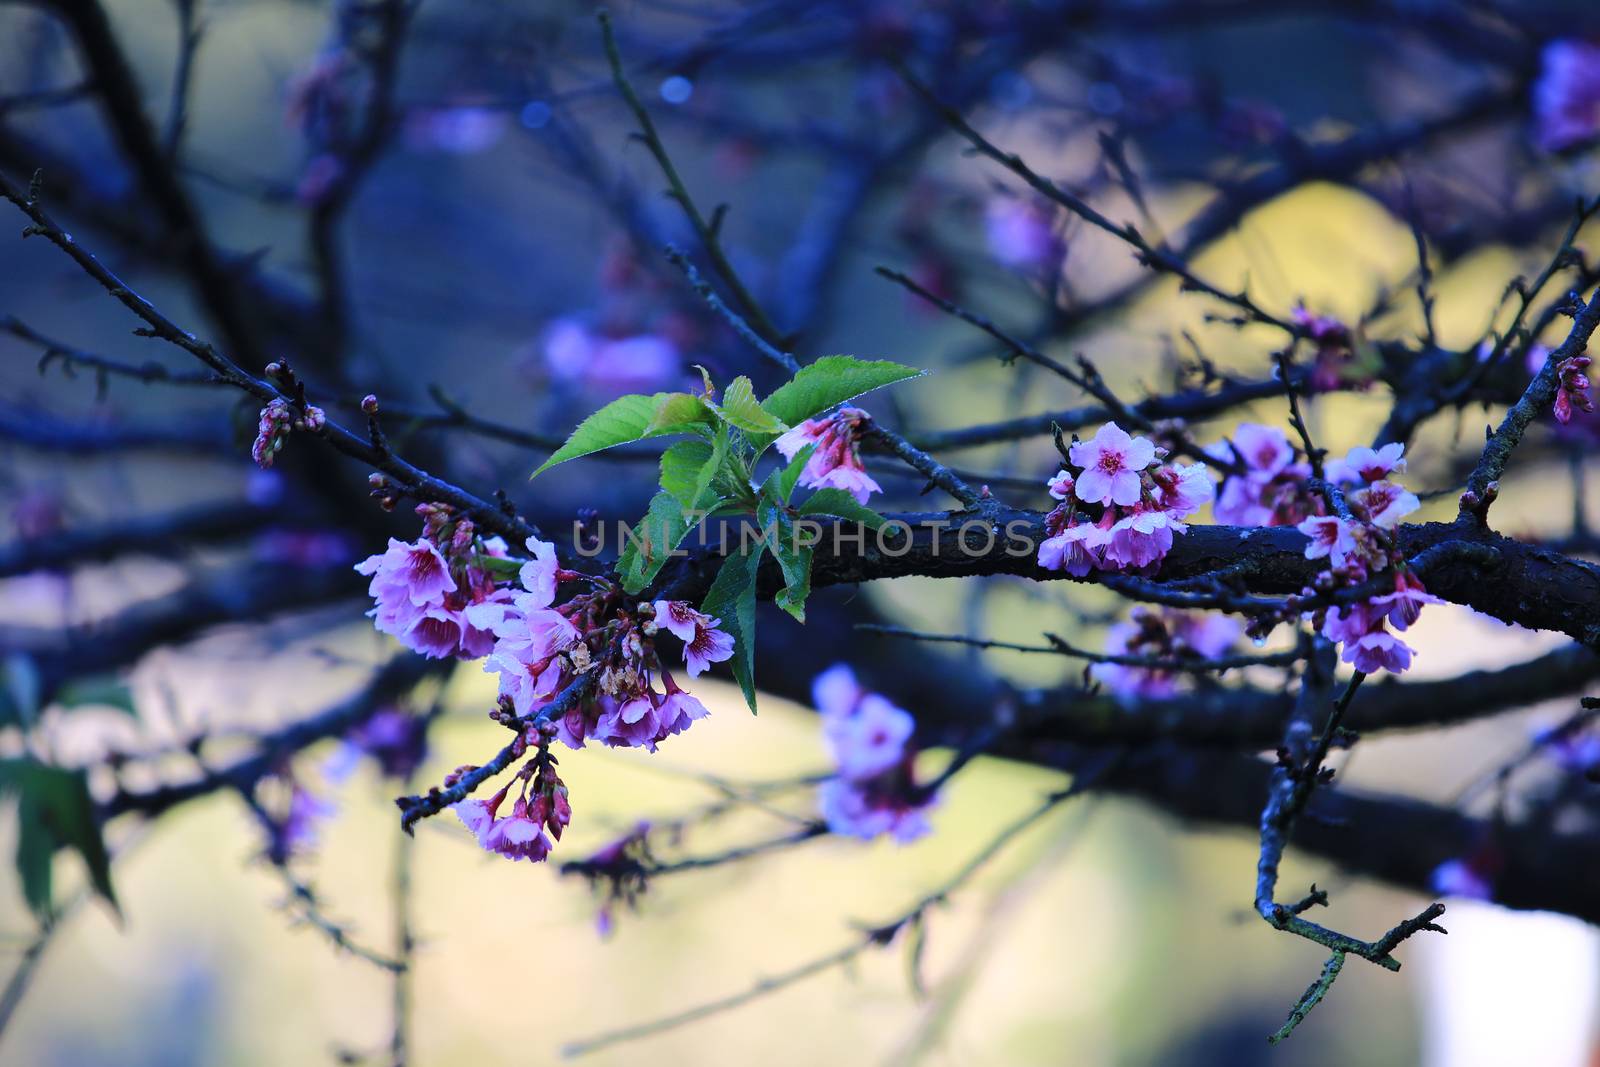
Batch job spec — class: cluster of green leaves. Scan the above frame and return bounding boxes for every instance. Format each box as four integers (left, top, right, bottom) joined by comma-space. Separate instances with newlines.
533, 355, 921, 710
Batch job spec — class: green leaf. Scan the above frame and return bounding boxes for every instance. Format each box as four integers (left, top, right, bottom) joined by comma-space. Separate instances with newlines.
700, 549, 761, 713
0, 758, 118, 921
760, 356, 923, 429
713, 376, 787, 435
53, 675, 138, 718
763, 444, 814, 506
796, 488, 890, 531
531, 392, 712, 477
621, 431, 729, 594
645, 391, 713, 435
660, 439, 714, 506
758, 499, 813, 623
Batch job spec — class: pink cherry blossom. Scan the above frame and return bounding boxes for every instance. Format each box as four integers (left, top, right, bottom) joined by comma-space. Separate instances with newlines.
519, 537, 561, 608
775, 407, 882, 505
1342, 628, 1414, 674
1148, 462, 1213, 518
1037, 529, 1097, 576
1297, 515, 1359, 568
1227, 423, 1295, 477
541, 317, 682, 396
357, 537, 458, 605
483, 797, 554, 862
823, 693, 915, 780
1320, 602, 1377, 646
1331, 443, 1406, 484
812, 663, 865, 717
684, 619, 735, 677
1093, 608, 1240, 702
1046, 470, 1074, 501
1348, 480, 1419, 529
818, 778, 933, 844
1533, 39, 1600, 152
1371, 570, 1444, 631
1068, 422, 1156, 507
1102, 509, 1183, 570
454, 790, 505, 844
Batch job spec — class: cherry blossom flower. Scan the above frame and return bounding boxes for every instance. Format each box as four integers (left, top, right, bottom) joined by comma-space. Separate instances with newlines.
1102, 508, 1183, 569
1226, 423, 1295, 478
357, 538, 457, 605
1069, 422, 1156, 506
1330, 443, 1406, 484
1093, 608, 1240, 702
813, 663, 866, 717
1348, 480, 1419, 529
1148, 462, 1213, 518
1533, 39, 1600, 152
818, 778, 933, 844
774, 406, 883, 505
652, 600, 735, 676
1207, 424, 1321, 527
1037, 526, 1098, 576
823, 693, 915, 780
1554, 355, 1594, 424
542, 318, 682, 396
812, 664, 936, 844
1371, 570, 1444, 631
1342, 628, 1414, 674
1298, 515, 1359, 568
1046, 470, 1074, 501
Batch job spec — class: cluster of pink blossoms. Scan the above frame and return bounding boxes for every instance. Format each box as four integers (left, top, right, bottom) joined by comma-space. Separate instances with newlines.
1533, 39, 1600, 153
1296, 444, 1439, 675
812, 665, 935, 844
357, 508, 734, 864
454, 739, 571, 864
354, 505, 514, 660
1207, 423, 1325, 528
774, 406, 882, 505
1093, 608, 1240, 703
1037, 422, 1212, 576
464, 556, 730, 753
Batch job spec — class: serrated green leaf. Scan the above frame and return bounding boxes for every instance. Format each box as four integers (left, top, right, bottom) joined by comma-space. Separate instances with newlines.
757, 499, 813, 623
0, 758, 118, 921
713, 376, 788, 435
531, 392, 712, 477
660, 439, 714, 506
796, 488, 889, 531
760, 356, 923, 429
700, 549, 761, 713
